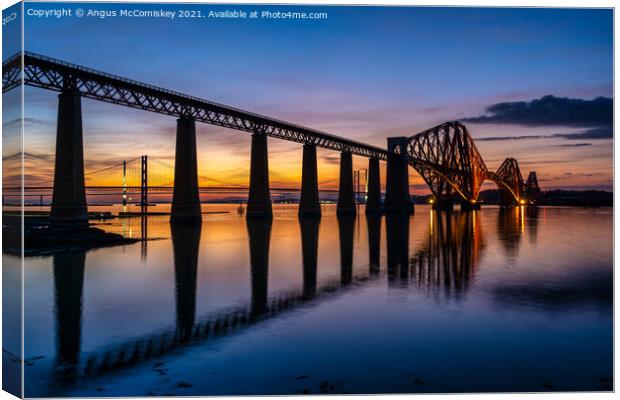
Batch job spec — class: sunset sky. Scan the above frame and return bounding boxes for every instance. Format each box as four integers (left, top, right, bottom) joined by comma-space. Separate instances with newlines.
11, 3, 614, 192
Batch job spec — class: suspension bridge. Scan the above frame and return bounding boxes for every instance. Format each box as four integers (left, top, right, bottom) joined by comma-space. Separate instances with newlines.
3, 154, 357, 208
2, 51, 541, 227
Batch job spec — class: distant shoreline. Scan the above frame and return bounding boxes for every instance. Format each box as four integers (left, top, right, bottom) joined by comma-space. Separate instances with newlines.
4, 189, 613, 209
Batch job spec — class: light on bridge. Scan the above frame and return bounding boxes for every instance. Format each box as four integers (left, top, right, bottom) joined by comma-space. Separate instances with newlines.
519, 199, 526, 205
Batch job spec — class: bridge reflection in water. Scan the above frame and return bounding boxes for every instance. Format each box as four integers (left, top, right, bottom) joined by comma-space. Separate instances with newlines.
52, 252, 86, 382
50, 207, 533, 383
171, 222, 202, 343
410, 211, 483, 301
300, 217, 320, 299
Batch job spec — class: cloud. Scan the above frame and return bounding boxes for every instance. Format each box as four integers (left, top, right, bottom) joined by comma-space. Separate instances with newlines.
463, 95, 612, 128
24, 152, 53, 161
476, 135, 543, 142
319, 153, 341, 166
2, 151, 54, 162
555, 143, 592, 148
551, 127, 612, 140
2, 117, 52, 130
477, 127, 613, 142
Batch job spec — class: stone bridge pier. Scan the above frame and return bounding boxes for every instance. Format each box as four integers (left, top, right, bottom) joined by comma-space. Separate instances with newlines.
171, 116, 202, 222
298, 143, 321, 218
46, 88, 394, 225
433, 198, 454, 212
460, 200, 481, 211
50, 90, 88, 230
337, 151, 357, 216
365, 157, 382, 214
385, 137, 414, 215
247, 132, 273, 219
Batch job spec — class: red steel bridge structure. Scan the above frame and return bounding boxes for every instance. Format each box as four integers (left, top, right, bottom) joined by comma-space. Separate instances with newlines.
3, 52, 540, 226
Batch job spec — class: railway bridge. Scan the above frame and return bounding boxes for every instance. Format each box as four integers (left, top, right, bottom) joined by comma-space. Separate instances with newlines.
2, 52, 540, 226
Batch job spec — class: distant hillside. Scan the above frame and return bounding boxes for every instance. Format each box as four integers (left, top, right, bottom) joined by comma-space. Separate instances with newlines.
537, 190, 612, 207
202, 189, 612, 207
416, 189, 613, 207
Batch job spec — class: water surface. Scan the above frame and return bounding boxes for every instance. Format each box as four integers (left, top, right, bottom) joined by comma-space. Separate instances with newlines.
16, 204, 613, 396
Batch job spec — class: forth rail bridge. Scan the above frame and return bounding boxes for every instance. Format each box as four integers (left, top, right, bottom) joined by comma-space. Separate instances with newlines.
2, 52, 540, 227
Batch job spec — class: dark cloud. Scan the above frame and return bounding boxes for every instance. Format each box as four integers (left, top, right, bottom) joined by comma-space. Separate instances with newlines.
24, 152, 53, 161
2, 117, 52, 131
476, 135, 543, 141
555, 143, 592, 148
551, 127, 613, 140
319, 153, 341, 166
527, 159, 569, 165
2, 152, 20, 161
477, 127, 613, 142
463, 95, 612, 128
3, 152, 53, 161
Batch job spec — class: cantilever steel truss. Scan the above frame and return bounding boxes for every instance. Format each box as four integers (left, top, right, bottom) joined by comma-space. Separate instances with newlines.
407, 122, 488, 201
492, 158, 524, 202
2, 52, 388, 159
406, 122, 537, 203
524, 171, 541, 201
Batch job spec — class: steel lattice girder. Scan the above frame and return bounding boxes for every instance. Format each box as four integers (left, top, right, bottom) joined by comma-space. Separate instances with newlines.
2, 54, 21, 92
524, 171, 541, 199
405, 121, 532, 203
406, 121, 488, 201
491, 157, 524, 201
3, 52, 538, 200
2, 52, 388, 160
525, 171, 539, 191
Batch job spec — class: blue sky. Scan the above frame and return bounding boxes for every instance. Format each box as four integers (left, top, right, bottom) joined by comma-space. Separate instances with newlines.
13, 2, 614, 191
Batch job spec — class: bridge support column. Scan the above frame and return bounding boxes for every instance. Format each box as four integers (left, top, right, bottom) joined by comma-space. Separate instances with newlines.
432, 198, 453, 212
171, 117, 201, 221
50, 91, 89, 231
499, 191, 518, 207
298, 143, 321, 218
365, 157, 382, 214
460, 200, 480, 211
247, 133, 273, 219
385, 137, 414, 215
337, 151, 356, 216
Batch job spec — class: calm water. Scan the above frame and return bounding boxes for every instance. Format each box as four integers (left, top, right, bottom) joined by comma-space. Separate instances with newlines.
9, 204, 613, 396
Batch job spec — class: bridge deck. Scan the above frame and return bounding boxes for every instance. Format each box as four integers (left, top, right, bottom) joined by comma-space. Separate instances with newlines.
3, 52, 388, 159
